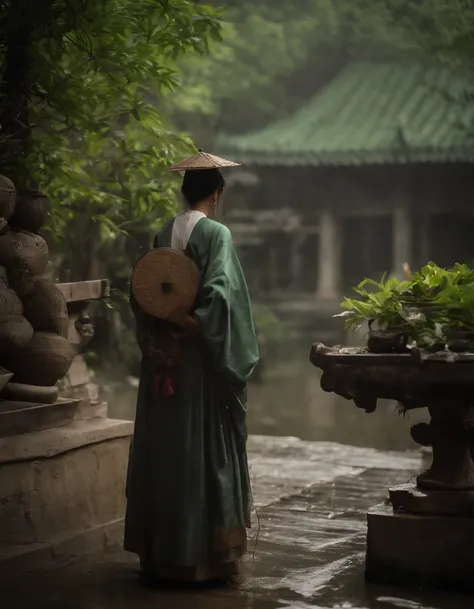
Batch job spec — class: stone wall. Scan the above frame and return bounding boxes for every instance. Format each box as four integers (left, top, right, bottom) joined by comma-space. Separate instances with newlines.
0, 419, 133, 578
1, 438, 130, 545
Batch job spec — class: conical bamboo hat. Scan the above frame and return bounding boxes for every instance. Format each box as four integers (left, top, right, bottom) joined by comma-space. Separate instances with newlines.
131, 248, 199, 323
167, 149, 241, 172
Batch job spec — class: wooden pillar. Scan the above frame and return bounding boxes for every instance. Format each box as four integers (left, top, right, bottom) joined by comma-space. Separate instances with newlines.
317, 209, 341, 299
392, 207, 413, 279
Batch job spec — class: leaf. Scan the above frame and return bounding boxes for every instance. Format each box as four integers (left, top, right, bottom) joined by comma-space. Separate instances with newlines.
333, 310, 355, 318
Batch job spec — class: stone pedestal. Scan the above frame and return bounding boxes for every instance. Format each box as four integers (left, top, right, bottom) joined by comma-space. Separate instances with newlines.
0, 278, 133, 581
367, 402, 474, 591
0, 417, 133, 581
310, 344, 474, 592
366, 500, 474, 592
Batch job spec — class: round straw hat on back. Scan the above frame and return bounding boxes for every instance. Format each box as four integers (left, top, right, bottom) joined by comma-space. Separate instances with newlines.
132, 248, 199, 324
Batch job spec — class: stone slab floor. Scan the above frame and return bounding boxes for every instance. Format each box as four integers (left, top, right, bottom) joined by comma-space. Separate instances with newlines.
2, 436, 473, 609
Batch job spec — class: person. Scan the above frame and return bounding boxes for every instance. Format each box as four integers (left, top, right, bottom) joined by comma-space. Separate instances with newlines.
124, 164, 259, 585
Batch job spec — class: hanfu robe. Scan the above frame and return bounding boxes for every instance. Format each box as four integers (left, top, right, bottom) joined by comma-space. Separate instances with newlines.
124, 211, 259, 582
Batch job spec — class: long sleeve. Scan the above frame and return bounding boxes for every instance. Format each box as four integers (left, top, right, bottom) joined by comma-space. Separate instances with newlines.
193, 222, 259, 392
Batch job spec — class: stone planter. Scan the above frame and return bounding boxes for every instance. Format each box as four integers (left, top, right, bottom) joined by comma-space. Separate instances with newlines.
367, 329, 409, 353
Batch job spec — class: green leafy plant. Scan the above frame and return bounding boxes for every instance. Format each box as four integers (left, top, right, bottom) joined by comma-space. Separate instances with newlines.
336, 274, 411, 331
0, 0, 223, 229
336, 262, 474, 348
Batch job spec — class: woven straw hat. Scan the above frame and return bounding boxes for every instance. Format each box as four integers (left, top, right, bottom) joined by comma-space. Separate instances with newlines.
167, 149, 241, 172
131, 248, 199, 323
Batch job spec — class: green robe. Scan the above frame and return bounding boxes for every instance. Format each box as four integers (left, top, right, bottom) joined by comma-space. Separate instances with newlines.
124, 216, 259, 580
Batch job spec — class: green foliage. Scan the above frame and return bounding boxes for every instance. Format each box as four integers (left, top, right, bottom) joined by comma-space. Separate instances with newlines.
337, 274, 411, 331
1, 0, 223, 238
35, 1, 221, 235
337, 263, 474, 348
340, 0, 474, 66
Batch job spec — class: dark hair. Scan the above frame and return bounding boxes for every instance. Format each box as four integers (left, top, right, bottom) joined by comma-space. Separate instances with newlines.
181, 169, 225, 206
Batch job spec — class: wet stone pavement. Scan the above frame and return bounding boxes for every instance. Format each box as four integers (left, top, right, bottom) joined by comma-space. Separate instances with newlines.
3, 435, 473, 609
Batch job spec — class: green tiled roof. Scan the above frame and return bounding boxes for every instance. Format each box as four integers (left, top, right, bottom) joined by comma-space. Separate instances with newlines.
215, 61, 474, 166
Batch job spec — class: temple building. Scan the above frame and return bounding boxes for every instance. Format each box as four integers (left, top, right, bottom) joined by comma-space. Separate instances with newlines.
216, 61, 474, 329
